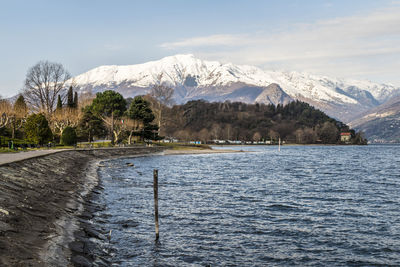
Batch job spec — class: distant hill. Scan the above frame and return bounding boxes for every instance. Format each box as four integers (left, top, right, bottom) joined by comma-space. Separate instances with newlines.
161, 100, 366, 144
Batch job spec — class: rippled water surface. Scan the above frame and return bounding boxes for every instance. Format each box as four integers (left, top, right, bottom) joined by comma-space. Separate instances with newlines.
93, 145, 400, 266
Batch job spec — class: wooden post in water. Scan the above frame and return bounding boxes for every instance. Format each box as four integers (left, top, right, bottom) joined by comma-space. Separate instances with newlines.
278, 137, 281, 152
153, 169, 159, 241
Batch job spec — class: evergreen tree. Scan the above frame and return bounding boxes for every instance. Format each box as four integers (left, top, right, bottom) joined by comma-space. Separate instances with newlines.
56, 95, 62, 110
14, 95, 28, 114
61, 126, 77, 145
127, 96, 157, 140
67, 86, 74, 108
91, 90, 127, 118
90, 90, 127, 144
73, 92, 78, 108
11, 95, 28, 139
24, 113, 53, 145
127, 96, 155, 124
76, 106, 107, 142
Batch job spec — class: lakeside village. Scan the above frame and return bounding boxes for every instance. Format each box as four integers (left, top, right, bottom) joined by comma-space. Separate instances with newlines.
0, 61, 366, 151
165, 131, 354, 146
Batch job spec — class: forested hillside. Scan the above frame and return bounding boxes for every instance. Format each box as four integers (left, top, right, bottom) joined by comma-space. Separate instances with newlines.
162, 100, 366, 144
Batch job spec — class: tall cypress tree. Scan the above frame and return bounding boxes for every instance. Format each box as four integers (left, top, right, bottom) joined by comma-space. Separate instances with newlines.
67, 86, 74, 108
56, 95, 62, 110
73, 92, 78, 108
12, 95, 29, 139
14, 95, 28, 114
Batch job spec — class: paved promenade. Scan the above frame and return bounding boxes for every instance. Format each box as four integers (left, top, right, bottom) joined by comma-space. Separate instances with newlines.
0, 149, 66, 165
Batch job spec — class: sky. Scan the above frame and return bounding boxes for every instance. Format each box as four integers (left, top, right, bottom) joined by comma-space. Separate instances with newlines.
1, 0, 399, 97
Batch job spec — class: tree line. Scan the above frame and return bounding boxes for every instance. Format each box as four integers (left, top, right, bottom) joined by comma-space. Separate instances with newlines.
0, 60, 367, 147
161, 99, 367, 144
0, 61, 165, 147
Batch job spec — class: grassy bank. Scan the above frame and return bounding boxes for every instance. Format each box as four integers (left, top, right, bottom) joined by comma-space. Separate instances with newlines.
156, 142, 212, 150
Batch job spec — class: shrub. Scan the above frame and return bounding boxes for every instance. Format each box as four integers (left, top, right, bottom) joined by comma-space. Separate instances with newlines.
61, 127, 77, 146
25, 113, 53, 145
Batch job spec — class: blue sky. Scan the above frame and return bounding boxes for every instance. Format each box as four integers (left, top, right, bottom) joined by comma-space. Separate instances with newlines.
1, 0, 399, 97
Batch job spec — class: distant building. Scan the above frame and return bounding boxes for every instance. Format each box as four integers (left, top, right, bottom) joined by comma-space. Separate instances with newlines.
340, 132, 351, 142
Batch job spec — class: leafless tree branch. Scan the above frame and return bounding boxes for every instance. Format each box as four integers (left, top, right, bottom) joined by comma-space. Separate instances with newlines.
23, 61, 71, 114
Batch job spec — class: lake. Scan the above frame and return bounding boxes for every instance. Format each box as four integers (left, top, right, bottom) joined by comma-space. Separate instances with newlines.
91, 145, 400, 266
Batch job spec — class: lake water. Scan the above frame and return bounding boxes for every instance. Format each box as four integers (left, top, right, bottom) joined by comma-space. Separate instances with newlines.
92, 145, 400, 266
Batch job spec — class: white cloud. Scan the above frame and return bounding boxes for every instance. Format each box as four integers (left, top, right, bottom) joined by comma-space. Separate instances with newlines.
159, 6, 400, 85
160, 34, 249, 49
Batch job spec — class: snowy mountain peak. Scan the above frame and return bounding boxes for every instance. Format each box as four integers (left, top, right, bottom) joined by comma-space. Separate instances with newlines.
73, 54, 400, 122
73, 54, 274, 89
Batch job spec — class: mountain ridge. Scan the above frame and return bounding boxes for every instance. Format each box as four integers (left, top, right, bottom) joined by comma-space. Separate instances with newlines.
349, 95, 400, 142
72, 54, 400, 124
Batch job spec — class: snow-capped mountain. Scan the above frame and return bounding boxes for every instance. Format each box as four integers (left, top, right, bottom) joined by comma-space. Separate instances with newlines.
73, 54, 400, 122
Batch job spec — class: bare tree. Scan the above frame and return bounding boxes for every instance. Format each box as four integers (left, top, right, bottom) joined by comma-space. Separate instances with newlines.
303, 127, 318, 144
149, 84, 174, 133
269, 129, 279, 142
123, 118, 143, 145
174, 129, 191, 142
9, 96, 29, 138
252, 132, 262, 142
210, 123, 221, 140
0, 99, 12, 129
295, 129, 304, 143
23, 61, 71, 114
223, 124, 233, 140
50, 107, 82, 140
78, 91, 95, 109
198, 128, 210, 143
104, 117, 142, 144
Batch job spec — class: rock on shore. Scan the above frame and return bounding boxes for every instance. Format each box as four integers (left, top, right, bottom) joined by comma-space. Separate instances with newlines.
0, 146, 163, 266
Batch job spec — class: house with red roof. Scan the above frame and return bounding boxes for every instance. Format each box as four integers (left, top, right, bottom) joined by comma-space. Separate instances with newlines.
340, 132, 351, 143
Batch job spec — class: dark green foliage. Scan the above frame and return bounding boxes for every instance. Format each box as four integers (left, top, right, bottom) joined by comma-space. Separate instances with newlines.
143, 123, 159, 140
318, 122, 339, 143
76, 106, 107, 142
127, 96, 155, 123
91, 90, 127, 117
11, 95, 28, 139
24, 113, 52, 144
14, 95, 28, 113
56, 95, 62, 110
61, 126, 77, 145
73, 92, 78, 108
67, 86, 74, 108
89, 90, 127, 144
126, 96, 158, 140
163, 100, 361, 144
352, 132, 368, 145
0, 127, 11, 138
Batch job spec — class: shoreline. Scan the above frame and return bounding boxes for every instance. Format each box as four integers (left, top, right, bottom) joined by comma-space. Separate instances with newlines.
163, 148, 244, 155
69, 147, 244, 266
0, 146, 240, 266
0, 146, 164, 266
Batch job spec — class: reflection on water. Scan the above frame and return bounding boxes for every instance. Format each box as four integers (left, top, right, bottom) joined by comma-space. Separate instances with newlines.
92, 145, 400, 266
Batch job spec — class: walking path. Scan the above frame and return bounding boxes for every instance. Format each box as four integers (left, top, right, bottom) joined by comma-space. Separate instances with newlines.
0, 149, 66, 165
